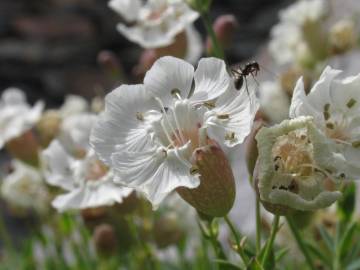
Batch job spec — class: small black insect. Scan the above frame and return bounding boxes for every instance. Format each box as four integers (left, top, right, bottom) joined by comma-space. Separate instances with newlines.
230, 61, 260, 92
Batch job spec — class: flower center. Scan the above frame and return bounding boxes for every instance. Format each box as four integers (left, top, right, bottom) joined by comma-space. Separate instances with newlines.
272, 128, 314, 178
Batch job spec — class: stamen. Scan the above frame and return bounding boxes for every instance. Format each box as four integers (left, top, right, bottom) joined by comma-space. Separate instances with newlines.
155, 97, 182, 144
171, 108, 186, 144
346, 98, 357, 109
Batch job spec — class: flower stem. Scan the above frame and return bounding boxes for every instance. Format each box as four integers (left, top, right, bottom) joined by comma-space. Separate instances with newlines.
201, 12, 225, 60
255, 196, 261, 254
261, 215, 279, 267
198, 219, 228, 269
0, 215, 14, 254
286, 216, 316, 270
224, 215, 248, 266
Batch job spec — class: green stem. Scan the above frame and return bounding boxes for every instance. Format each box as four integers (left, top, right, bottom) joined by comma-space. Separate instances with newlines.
201, 12, 225, 59
224, 215, 249, 265
286, 216, 316, 270
126, 217, 159, 270
255, 196, 261, 255
261, 215, 280, 267
199, 219, 228, 270
0, 215, 14, 254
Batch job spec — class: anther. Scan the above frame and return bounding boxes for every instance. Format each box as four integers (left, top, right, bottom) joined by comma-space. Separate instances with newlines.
324, 103, 330, 112
352, 141, 360, 148
225, 132, 235, 141
203, 101, 216, 109
323, 111, 330, 121
346, 98, 357, 109
326, 122, 335, 129
217, 113, 230, 120
190, 165, 199, 175
171, 88, 181, 98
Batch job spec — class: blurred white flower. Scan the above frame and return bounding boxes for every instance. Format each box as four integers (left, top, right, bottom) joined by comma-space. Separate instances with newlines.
59, 95, 89, 118
1, 160, 50, 213
109, 0, 199, 48
256, 116, 341, 212
58, 113, 98, 156
259, 80, 290, 123
91, 56, 258, 208
0, 88, 43, 149
269, 0, 327, 65
279, 0, 327, 26
269, 23, 304, 65
290, 66, 360, 180
43, 140, 132, 212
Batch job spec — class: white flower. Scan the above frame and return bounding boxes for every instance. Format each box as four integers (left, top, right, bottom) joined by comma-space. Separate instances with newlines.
290, 66, 360, 180
59, 95, 89, 118
269, 23, 304, 65
279, 0, 327, 26
259, 81, 290, 123
91, 56, 258, 208
109, 0, 199, 48
268, 0, 327, 65
42, 140, 132, 212
0, 88, 43, 148
256, 116, 341, 212
1, 160, 50, 213
58, 113, 98, 156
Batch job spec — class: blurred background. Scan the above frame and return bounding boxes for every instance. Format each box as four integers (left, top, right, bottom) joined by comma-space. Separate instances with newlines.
0, 0, 291, 106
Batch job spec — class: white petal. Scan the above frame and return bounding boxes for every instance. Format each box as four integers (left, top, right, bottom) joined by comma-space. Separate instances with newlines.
306, 66, 342, 110
269, 189, 341, 211
289, 77, 321, 120
117, 23, 175, 49
205, 86, 259, 147
42, 140, 75, 191
90, 84, 158, 165
191, 58, 231, 104
144, 56, 194, 105
60, 113, 97, 152
108, 0, 141, 22
112, 143, 199, 208
330, 73, 360, 113
52, 182, 133, 212
184, 26, 203, 64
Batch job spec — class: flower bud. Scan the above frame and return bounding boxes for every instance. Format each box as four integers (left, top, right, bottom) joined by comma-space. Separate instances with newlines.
245, 120, 265, 176
5, 130, 40, 167
36, 110, 62, 148
206, 15, 238, 54
329, 19, 357, 55
93, 223, 117, 256
153, 213, 184, 249
255, 116, 341, 213
177, 142, 235, 217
